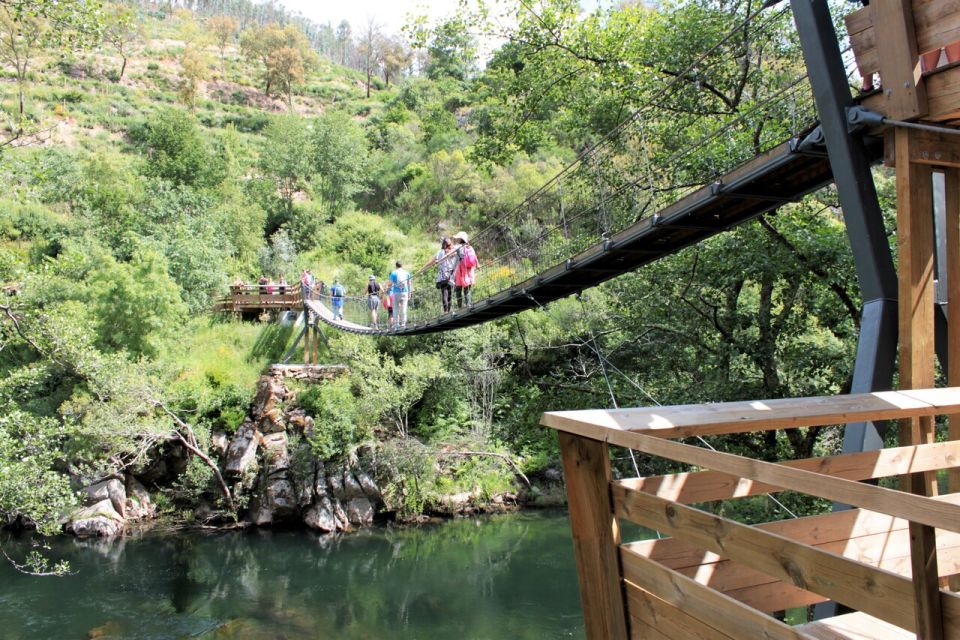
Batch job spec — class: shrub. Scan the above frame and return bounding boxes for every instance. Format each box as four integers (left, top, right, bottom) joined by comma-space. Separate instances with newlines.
298, 378, 370, 460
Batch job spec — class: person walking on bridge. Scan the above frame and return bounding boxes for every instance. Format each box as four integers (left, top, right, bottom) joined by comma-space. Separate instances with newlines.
423, 237, 455, 313
330, 278, 346, 321
452, 232, 477, 309
366, 275, 382, 328
390, 260, 411, 328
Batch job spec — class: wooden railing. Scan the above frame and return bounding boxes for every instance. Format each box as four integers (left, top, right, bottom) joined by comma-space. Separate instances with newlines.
213, 285, 303, 313
541, 388, 960, 639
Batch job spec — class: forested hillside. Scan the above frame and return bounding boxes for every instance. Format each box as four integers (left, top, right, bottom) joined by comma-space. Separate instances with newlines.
0, 0, 895, 559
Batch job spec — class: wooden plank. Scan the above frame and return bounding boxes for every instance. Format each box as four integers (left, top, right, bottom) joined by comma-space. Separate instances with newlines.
947, 168, 960, 495
884, 129, 960, 169
540, 387, 960, 440
616, 440, 960, 504
606, 426, 960, 532
873, 0, 927, 119
626, 586, 735, 640
616, 488, 960, 634
557, 432, 628, 640
926, 65, 960, 123
620, 552, 814, 640
797, 611, 915, 640
628, 615, 672, 640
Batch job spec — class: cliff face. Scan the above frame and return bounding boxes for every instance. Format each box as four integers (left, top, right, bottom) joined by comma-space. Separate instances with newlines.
220, 367, 383, 532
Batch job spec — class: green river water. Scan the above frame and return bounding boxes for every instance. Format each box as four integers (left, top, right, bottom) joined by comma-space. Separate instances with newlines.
0, 510, 586, 639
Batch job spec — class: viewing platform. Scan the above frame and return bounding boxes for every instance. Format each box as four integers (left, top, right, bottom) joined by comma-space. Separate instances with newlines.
213, 285, 302, 316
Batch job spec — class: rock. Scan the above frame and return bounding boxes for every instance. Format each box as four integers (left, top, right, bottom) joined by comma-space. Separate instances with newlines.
81, 478, 126, 518
224, 421, 259, 479
292, 453, 316, 509
326, 467, 346, 500
210, 431, 229, 458
250, 378, 278, 420
543, 467, 563, 482
260, 478, 297, 523
342, 471, 365, 500
66, 499, 125, 538
332, 499, 350, 531
313, 461, 327, 499
345, 497, 374, 526
124, 476, 155, 521
303, 497, 337, 532
261, 432, 289, 475
356, 471, 381, 502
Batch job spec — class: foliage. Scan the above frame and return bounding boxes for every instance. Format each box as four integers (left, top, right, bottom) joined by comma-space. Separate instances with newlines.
141, 108, 223, 188
310, 110, 369, 218
299, 377, 370, 460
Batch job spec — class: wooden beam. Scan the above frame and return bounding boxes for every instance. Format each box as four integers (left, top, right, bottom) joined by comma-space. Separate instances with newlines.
949, 168, 960, 495
557, 432, 628, 640
617, 489, 960, 634
626, 586, 737, 640
885, 129, 960, 169
540, 387, 960, 439
620, 554, 811, 640
590, 427, 960, 533
896, 127, 943, 638
873, 0, 927, 120
797, 611, 916, 640
616, 440, 960, 505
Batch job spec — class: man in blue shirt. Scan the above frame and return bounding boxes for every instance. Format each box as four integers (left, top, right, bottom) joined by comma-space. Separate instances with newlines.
389, 261, 411, 328
330, 278, 345, 321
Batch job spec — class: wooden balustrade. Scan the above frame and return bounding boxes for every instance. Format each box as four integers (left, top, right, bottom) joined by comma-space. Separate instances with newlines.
542, 387, 960, 639
213, 285, 303, 313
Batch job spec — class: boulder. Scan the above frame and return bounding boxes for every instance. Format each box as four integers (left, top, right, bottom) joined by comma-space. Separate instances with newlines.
250, 378, 278, 419
346, 497, 374, 526
124, 476, 155, 521
332, 499, 350, 531
303, 497, 337, 532
81, 478, 126, 518
292, 453, 316, 509
313, 461, 328, 500
326, 467, 346, 500
65, 499, 124, 538
224, 421, 259, 479
210, 431, 229, 458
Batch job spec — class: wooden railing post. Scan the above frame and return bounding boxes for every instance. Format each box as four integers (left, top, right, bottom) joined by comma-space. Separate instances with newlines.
557, 431, 629, 640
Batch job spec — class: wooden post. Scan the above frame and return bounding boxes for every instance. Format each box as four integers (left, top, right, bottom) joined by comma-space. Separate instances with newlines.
896, 127, 944, 639
948, 168, 960, 496
304, 325, 313, 365
873, 0, 927, 120
311, 324, 319, 363
557, 432, 629, 640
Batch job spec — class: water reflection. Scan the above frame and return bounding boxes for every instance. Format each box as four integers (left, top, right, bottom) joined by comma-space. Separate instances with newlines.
0, 510, 584, 639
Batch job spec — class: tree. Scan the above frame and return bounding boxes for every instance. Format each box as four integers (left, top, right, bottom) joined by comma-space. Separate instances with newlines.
103, 3, 142, 81
259, 115, 314, 216
0, 3, 45, 122
311, 110, 369, 218
207, 14, 238, 72
267, 46, 305, 109
424, 17, 476, 81
240, 22, 313, 97
380, 36, 411, 87
178, 44, 209, 110
334, 19, 351, 66
143, 108, 219, 188
356, 18, 382, 99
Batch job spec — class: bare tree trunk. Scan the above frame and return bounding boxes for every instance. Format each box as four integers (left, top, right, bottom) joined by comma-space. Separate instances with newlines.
119, 55, 128, 81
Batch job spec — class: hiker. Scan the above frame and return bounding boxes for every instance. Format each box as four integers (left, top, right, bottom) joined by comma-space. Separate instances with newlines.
258, 275, 268, 293
299, 269, 313, 298
452, 231, 478, 308
423, 236, 456, 313
389, 260, 411, 328
278, 275, 288, 295
366, 275, 382, 328
383, 289, 394, 329
330, 278, 345, 321
265, 277, 276, 295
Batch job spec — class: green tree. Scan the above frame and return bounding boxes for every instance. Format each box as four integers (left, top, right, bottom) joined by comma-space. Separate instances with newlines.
207, 14, 238, 72
424, 17, 475, 81
0, 3, 45, 122
178, 44, 209, 110
88, 247, 186, 359
259, 115, 314, 216
142, 109, 221, 188
103, 3, 141, 81
310, 110, 369, 218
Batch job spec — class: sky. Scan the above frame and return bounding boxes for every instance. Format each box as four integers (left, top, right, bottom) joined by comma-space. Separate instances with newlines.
276, 0, 610, 36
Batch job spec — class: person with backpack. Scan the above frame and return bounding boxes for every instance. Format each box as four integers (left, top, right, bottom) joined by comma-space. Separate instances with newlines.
382, 289, 394, 329
366, 275, 382, 328
330, 278, 346, 321
389, 260, 411, 328
452, 231, 478, 309
422, 237, 456, 313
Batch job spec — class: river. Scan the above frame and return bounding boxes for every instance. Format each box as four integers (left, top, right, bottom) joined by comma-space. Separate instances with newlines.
0, 510, 586, 639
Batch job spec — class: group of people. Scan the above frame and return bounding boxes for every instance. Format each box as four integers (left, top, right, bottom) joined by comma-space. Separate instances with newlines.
232, 275, 290, 295
307, 231, 479, 331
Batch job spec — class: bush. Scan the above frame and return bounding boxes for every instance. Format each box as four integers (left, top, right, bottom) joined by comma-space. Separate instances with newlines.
298, 378, 370, 460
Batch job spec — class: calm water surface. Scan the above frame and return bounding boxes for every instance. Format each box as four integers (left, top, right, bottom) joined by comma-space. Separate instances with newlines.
0, 510, 585, 639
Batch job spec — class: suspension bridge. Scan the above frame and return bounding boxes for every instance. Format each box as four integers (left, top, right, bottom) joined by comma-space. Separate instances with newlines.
220, 0, 960, 637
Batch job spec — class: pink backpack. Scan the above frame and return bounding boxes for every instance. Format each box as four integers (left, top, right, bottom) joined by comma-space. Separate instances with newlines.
462, 245, 478, 269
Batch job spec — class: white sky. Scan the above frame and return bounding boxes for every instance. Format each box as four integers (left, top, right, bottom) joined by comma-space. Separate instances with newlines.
276, 0, 610, 36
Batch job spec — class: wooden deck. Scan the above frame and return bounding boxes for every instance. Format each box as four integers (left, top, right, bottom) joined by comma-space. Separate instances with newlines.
542, 388, 960, 639
213, 286, 302, 313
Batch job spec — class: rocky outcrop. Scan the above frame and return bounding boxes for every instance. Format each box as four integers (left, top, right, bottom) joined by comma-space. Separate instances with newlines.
221, 370, 383, 533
